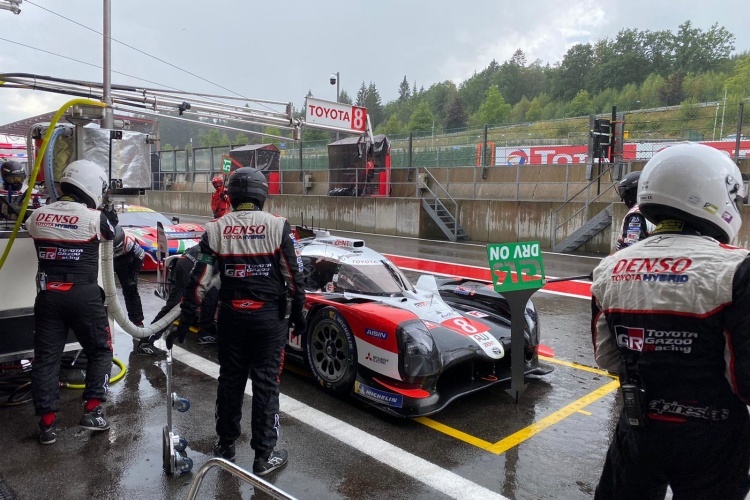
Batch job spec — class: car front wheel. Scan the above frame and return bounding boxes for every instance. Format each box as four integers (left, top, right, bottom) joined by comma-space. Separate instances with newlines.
306, 307, 358, 396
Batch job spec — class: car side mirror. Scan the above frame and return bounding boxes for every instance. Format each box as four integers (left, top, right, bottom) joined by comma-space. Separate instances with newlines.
171, 216, 180, 224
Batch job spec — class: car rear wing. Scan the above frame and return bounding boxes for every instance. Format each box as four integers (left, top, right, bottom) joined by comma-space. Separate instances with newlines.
293, 225, 365, 249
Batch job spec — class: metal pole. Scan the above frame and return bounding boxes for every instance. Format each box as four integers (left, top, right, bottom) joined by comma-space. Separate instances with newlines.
720, 89, 728, 138
734, 102, 744, 163
335, 71, 340, 142
102, 0, 113, 129
713, 102, 720, 141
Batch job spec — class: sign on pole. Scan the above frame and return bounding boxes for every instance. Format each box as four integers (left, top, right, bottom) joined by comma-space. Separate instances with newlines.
222, 157, 231, 173
486, 241, 545, 293
485, 241, 545, 403
305, 97, 367, 133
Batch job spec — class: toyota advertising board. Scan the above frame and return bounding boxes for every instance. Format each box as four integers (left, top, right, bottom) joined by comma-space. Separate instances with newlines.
495, 140, 750, 166
305, 97, 367, 133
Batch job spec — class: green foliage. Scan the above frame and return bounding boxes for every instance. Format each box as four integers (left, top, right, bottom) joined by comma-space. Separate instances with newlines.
233, 133, 249, 146
383, 114, 403, 135
567, 90, 595, 117
471, 86, 511, 126
199, 129, 223, 147
679, 97, 701, 120
408, 100, 435, 132
724, 55, 750, 96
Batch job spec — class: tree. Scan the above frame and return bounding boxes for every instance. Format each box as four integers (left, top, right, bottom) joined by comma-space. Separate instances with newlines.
659, 72, 685, 105
567, 90, 595, 117
554, 43, 594, 101
398, 76, 411, 102
444, 94, 468, 130
233, 132, 249, 146
338, 90, 352, 105
639, 73, 666, 107
672, 21, 735, 74
471, 85, 511, 126
525, 97, 544, 122
724, 55, 750, 97
509, 96, 531, 123
407, 100, 434, 132
199, 129, 223, 147
355, 82, 367, 106
263, 126, 282, 146
383, 114, 402, 135
364, 82, 384, 128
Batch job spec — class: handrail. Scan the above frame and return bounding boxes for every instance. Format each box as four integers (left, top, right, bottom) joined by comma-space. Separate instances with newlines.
420, 167, 460, 239
551, 162, 625, 247
186, 457, 298, 500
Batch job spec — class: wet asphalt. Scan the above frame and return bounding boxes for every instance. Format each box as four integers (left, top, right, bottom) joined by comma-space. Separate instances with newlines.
0, 227, 618, 500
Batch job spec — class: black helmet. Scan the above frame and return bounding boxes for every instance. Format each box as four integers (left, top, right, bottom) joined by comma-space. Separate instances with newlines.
1, 160, 25, 191
113, 225, 125, 253
616, 171, 641, 209
227, 167, 268, 209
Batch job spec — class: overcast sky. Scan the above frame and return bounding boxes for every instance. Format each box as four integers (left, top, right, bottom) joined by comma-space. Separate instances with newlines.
0, 0, 748, 134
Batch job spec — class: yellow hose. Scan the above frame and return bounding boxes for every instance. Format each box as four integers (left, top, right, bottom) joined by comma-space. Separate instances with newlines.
0, 98, 106, 271
60, 356, 127, 389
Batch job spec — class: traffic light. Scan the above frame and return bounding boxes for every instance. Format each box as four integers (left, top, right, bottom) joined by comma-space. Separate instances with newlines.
592, 119, 611, 159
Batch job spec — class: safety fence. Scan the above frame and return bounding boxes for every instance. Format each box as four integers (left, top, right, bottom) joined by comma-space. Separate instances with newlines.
154, 102, 747, 192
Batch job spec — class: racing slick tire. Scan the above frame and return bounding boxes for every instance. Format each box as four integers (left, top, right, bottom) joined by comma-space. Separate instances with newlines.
306, 307, 358, 397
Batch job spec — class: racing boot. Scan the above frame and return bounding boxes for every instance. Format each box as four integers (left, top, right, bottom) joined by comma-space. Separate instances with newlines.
253, 449, 288, 476
136, 338, 166, 357
213, 440, 236, 462
39, 415, 58, 445
79, 406, 110, 431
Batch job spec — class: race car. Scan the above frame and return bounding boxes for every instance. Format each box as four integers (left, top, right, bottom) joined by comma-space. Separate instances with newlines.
285, 228, 554, 417
115, 204, 204, 271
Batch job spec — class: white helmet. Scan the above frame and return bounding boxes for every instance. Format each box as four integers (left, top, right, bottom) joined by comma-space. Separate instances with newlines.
60, 159, 109, 209
638, 142, 745, 243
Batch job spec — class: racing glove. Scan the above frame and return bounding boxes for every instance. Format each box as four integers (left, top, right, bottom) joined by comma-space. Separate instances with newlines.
289, 310, 307, 338
101, 203, 119, 227
165, 317, 191, 349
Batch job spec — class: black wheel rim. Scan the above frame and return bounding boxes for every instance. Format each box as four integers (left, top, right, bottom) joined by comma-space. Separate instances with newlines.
310, 319, 350, 383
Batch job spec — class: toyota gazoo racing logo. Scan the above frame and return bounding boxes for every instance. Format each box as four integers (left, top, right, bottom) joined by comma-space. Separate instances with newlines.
507, 149, 529, 166
222, 224, 266, 240
615, 325, 696, 354
610, 257, 692, 284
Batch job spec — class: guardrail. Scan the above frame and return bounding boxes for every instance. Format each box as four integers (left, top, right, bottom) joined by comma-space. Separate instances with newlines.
186, 457, 298, 500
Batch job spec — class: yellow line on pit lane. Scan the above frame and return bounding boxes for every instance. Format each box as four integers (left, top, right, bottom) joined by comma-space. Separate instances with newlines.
416, 361, 620, 455
540, 355, 617, 378
485, 379, 619, 455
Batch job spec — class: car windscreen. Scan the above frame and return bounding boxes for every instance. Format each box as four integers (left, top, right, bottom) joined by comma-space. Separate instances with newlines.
336, 258, 410, 295
117, 211, 173, 227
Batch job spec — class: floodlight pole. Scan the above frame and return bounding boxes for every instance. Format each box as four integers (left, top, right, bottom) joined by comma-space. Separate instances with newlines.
102, 0, 113, 129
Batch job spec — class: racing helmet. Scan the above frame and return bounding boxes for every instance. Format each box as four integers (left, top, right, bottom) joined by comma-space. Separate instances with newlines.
113, 225, 125, 253
1, 160, 25, 191
212, 176, 224, 189
226, 167, 268, 209
638, 142, 745, 243
616, 171, 640, 209
60, 159, 108, 209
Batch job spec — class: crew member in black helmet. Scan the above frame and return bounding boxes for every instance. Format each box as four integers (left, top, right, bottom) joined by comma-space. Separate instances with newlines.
615, 171, 653, 251
167, 167, 307, 475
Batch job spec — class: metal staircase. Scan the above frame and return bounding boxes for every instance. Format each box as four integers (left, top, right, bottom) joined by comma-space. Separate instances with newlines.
553, 204, 613, 252
418, 169, 469, 242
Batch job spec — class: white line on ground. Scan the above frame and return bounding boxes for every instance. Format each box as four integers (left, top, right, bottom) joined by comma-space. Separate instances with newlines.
172, 346, 509, 500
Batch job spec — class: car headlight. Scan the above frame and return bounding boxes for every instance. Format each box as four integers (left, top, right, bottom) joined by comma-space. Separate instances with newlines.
397, 320, 442, 379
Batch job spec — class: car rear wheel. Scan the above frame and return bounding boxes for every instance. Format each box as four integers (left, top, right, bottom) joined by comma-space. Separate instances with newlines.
306, 307, 357, 396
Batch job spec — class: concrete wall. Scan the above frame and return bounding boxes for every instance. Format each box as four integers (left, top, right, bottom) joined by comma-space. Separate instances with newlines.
136, 157, 750, 256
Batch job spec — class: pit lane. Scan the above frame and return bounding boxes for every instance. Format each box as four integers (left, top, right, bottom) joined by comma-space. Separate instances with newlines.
0, 225, 617, 500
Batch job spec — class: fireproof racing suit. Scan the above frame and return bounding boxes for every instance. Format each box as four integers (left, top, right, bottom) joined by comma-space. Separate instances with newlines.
210, 187, 230, 219
113, 232, 145, 324
180, 207, 306, 456
26, 200, 116, 415
615, 204, 654, 251
591, 228, 750, 499
152, 244, 219, 335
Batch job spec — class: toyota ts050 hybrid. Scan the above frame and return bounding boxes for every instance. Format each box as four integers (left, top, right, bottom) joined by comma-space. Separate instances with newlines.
116, 204, 204, 271
285, 228, 554, 417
